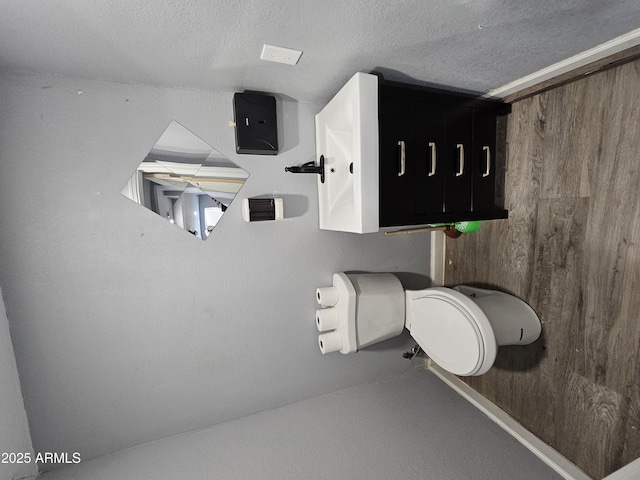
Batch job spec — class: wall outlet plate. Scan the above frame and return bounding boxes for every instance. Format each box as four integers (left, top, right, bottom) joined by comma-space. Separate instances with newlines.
260, 44, 302, 65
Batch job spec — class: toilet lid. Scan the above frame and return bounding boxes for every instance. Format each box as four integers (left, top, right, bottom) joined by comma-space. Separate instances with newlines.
410, 294, 485, 376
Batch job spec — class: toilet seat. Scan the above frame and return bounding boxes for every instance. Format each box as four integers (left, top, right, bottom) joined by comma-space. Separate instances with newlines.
407, 288, 497, 376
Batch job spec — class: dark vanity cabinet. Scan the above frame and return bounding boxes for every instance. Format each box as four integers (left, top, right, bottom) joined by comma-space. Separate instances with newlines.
378, 80, 511, 227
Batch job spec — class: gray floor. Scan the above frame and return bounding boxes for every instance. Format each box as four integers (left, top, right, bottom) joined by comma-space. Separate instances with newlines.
445, 58, 640, 478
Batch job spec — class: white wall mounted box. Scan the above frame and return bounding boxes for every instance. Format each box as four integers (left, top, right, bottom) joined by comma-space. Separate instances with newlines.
260, 44, 303, 65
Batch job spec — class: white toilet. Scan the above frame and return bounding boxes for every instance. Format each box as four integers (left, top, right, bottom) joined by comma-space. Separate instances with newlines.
315, 273, 541, 376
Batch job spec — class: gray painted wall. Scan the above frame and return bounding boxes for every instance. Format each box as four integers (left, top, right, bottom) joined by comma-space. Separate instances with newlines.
38, 369, 563, 480
0, 287, 37, 480
0, 71, 431, 463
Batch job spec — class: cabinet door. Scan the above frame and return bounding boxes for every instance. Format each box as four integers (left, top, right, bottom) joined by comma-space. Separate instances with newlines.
414, 101, 446, 215
379, 95, 415, 224
472, 109, 497, 212
444, 106, 473, 213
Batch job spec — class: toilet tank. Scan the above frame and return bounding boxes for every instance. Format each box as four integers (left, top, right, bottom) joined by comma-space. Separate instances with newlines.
346, 273, 405, 349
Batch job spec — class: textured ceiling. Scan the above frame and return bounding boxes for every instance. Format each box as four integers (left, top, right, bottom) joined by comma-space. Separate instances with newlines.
1, 0, 639, 103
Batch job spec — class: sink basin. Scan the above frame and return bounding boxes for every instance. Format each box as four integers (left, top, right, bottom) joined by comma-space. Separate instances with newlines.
315, 72, 379, 233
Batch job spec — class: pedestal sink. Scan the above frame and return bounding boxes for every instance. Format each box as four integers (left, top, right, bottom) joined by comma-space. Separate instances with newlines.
315, 72, 379, 233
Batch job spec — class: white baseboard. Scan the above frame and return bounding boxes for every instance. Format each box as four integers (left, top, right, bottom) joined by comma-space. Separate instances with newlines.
427, 362, 590, 480
487, 27, 640, 99
429, 230, 446, 287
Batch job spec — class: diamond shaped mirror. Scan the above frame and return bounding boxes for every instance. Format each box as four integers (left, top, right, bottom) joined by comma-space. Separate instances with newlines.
121, 121, 249, 240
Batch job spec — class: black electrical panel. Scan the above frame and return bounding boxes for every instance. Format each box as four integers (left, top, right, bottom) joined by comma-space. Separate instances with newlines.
233, 92, 278, 155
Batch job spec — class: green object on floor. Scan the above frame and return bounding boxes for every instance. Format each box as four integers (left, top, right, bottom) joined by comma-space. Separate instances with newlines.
427, 220, 482, 233
454, 220, 481, 233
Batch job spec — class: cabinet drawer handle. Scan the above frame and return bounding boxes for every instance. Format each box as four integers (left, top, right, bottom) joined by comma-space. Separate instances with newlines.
456, 143, 465, 177
397, 141, 406, 177
482, 146, 491, 177
428, 142, 436, 176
